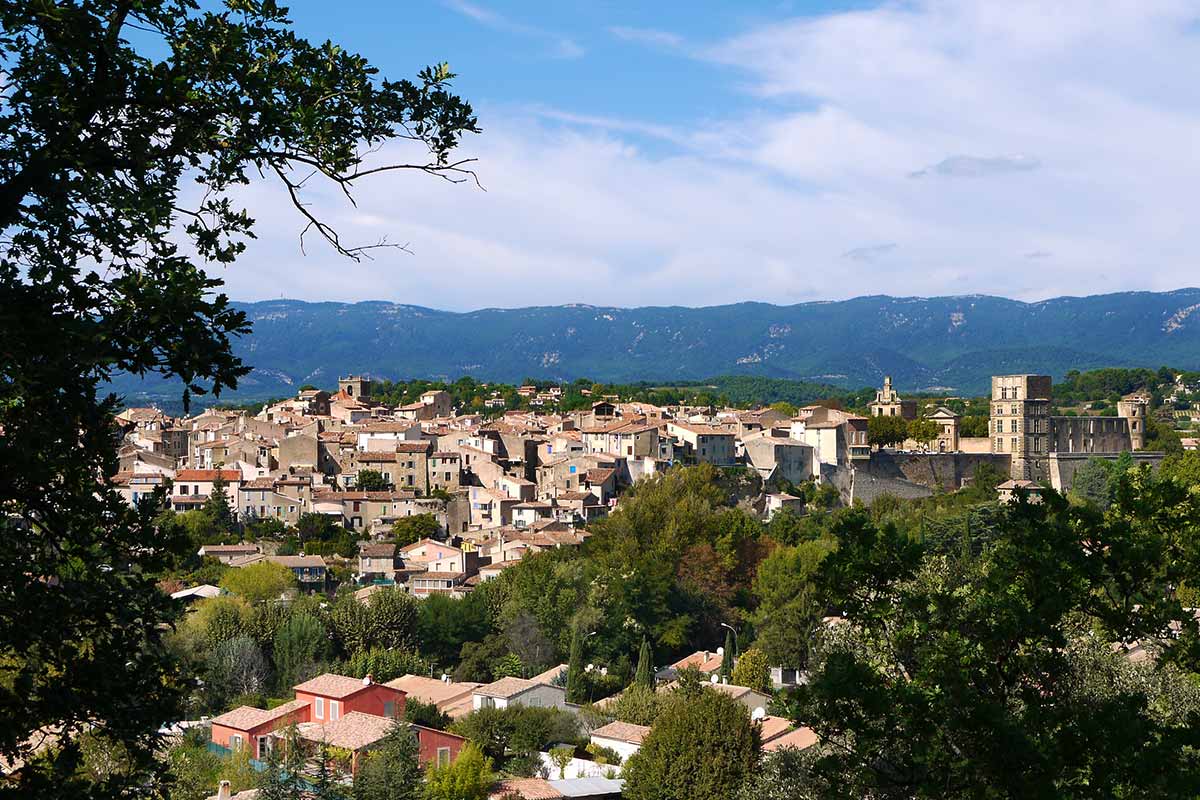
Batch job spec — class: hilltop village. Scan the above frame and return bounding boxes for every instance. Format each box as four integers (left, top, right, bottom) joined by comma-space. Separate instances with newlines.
104, 370, 1200, 800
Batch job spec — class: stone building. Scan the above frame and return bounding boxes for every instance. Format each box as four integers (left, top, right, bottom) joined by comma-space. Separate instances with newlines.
990, 374, 1148, 481
868, 376, 918, 419
990, 375, 1053, 480
1117, 389, 1152, 451
338, 375, 373, 400
928, 406, 960, 453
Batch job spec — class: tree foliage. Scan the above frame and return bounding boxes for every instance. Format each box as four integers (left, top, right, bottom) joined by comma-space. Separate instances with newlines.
352, 722, 422, 800
422, 743, 493, 800
623, 687, 761, 800
791, 468, 1200, 798
0, 0, 477, 793
219, 561, 296, 604
731, 648, 770, 693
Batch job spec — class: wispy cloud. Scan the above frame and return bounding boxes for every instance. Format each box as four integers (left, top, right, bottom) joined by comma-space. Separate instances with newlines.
608, 25, 684, 49
442, 0, 583, 59
909, 155, 1042, 179
529, 107, 685, 145
842, 243, 898, 262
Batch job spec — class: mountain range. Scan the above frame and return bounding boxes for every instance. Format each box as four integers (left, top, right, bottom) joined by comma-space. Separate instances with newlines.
113, 289, 1200, 403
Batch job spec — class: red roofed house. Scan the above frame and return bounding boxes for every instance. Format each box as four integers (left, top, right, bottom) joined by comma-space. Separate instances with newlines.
209, 673, 466, 774
171, 469, 241, 513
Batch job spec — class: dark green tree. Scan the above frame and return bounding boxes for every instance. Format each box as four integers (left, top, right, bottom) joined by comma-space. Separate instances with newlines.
272, 611, 328, 692
634, 637, 654, 690
623, 687, 761, 800
565, 627, 585, 704
793, 470, 1200, 798
202, 470, 236, 533
355, 469, 390, 492
720, 629, 736, 679
391, 513, 442, 546
0, 0, 476, 794
352, 722, 422, 800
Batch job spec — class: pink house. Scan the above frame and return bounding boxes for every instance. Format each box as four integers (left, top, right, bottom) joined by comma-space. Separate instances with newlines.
293, 673, 407, 722
209, 672, 465, 773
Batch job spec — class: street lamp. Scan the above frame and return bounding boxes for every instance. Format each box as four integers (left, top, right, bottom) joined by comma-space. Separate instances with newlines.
719, 622, 739, 654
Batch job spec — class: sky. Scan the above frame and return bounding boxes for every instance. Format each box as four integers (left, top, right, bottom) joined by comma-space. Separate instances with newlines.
211, 0, 1200, 310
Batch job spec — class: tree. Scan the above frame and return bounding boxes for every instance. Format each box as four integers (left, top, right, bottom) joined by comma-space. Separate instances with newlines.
353, 722, 422, 800
423, 743, 493, 800
367, 587, 420, 651
220, 561, 297, 604
404, 698, 451, 731
867, 414, 909, 448
257, 725, 306, 800
731, 648, 770, 693
607, 685, 665, 726
751, 540, 834, 669
273, 611, 328, 691
791, 471, 1200, 798
737, 747, 815, 800
203, 471, 237, 533
623, 688, 761, 800
453, 633, 510, 683
720, 629, 736, 679
0, 0, 477, 792
1161, 450, 1200, 489
549, 746, 574, 779
906, 417, 941, 449
356, 469, 391, 492
1069, 457, 1114, 509
204, 636, 269, 712
566, 628, 585, 704
634, 637, 654, 690
391, 513, 442, 546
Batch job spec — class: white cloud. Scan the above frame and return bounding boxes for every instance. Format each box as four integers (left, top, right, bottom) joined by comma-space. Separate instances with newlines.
215, 0, 1200, 308
608, 25, 685, 49
441, 0, 583, 59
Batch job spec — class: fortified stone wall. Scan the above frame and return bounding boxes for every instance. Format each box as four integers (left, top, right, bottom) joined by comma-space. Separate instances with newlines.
864, 451, 1013, 492
1047, 452, 1165, 493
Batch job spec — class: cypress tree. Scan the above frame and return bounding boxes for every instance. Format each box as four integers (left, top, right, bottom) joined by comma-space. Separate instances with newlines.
635, 637, 654, 689
720, 629, 735, 680
566, 628, 584, 703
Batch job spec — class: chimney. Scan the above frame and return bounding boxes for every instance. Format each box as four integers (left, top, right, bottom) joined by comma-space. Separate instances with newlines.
217, 780, 232, 800
363, 673, 373, 686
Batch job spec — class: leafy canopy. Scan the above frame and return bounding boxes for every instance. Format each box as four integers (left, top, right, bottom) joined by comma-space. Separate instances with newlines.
0, 0, 476, 794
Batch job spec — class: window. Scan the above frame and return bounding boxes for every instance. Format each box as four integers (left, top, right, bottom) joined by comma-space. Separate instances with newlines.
179, 484, 189, 495
1011, 437, 1018, 451
256, 735, 272, 759
315, 697, 324, 719
1010, 420, 1018, 433
437, 747, 451, 767
230, 734, 243, 751
384, 701, 396, 718
330, 700, 340, 720
995, 437, 1003, 451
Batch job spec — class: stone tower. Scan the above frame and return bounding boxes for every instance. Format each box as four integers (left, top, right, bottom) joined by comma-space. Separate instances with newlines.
990, 375, 1052, 480
338, 375, 372, 400
1117, 389, 1151, 451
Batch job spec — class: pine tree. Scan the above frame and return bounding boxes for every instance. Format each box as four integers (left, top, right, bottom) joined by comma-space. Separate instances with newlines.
720, 629, 736, 680
258, 725, 304, 800
635, 637, 654, 690
203, 468, 236, 534
566, 628, 585, 704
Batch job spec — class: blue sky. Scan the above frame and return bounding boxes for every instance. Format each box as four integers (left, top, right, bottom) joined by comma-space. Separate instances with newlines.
216, 1, 1200, 309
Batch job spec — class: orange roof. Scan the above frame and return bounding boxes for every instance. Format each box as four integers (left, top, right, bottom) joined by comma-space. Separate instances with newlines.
763, 726, 818, 751
175, 469, 241, 482
293, 673, 378, 699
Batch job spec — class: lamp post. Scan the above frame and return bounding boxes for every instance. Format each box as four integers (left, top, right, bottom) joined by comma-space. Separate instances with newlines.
719, 622, 739, 654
